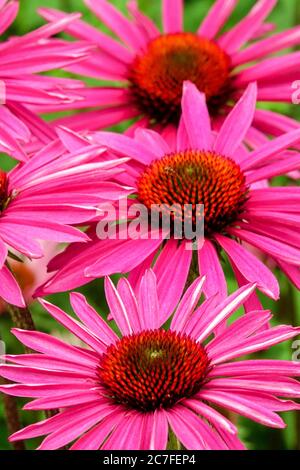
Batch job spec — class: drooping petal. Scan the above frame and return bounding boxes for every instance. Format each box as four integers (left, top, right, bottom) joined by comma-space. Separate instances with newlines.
0, 265, 25, 307
215, 234, 279, 299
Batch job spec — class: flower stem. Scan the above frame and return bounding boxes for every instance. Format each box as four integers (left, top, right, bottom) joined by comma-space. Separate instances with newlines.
0, 377, 25, 450
6, 304, 35, 333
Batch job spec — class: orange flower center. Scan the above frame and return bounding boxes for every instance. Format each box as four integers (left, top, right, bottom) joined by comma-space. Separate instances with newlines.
137, 150, 248, 235
129, 33, 231, 123
99, 329, 209, 411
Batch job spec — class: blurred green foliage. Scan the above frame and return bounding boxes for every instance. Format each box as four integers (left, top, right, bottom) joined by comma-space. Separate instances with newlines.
0, 0, 300, 450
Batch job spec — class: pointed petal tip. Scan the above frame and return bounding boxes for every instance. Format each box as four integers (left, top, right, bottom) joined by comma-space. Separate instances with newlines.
182, 80, 206, 101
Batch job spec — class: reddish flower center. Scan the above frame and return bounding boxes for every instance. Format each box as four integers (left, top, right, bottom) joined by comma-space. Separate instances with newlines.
99, 329, 209, 412
129, 33, 231, 123
0, 170, 7, 211
137, 149, 248, 235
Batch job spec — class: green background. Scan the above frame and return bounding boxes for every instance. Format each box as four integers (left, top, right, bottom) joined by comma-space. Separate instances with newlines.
0, 0, 300, 450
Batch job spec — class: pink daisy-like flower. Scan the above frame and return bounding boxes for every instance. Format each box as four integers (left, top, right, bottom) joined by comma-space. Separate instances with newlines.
0, 126, 131, 307
39, 82, 300, 308
0, 0, 93, 152
39, 0, 300, 143
1, 272, 299, 450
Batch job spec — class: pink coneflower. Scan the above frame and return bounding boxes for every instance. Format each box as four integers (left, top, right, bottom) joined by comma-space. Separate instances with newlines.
1, 272, 300, 450
0, 126, 131, 307
39, 0, 300, 142
0, 0, 93, 152
39, 82, 300, 305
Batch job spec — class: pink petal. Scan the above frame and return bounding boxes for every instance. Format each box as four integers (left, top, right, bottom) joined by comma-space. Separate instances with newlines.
85, 0, 145, 49
11, 328, 98, 366
85, 237, 164, 278
235, 51, 300, 86
38, 7, 134, 63
0, 1, 19, 35
0, 238, 7, 268
138, 269, 160, 330
53, 105, 139, 133
0, 364, 89, 385
102, 412, 145, 450
162, 0, 183, 33
171, 277, 205, 332
7, 101, 56, 144
276, 260, 300, 289
70, 410, 125, 450
0, 265, 25, 307
206, 310, 272, 357
117, 277, 142, 332
197, 0, 238, 39
4, 354, 94, 375
38, 404, 116, 450
195, 283, 257, 343
0, 383, 90, 398
215, 234, 279, 299
176, 115, 190, 151
127, 1, 160, 41
218, 0, 277, 54
141, 410, 169, 450
197, 389, 285, 428
24, 391, 101, 410
210, 325, 300, 364
246, 153, 300, 183
9, 402, 107, 442
166, 406, 225, 450
39, 299, 107, 354
198, 239, 227, 299
154, 239, 192, 324
104, 276, 134, 335
93, 131, 156, 164
241, 128, 300, 171
182, 81, 212, 150
229, 227, 300, 266
210, 360, 300, 378
184, 398, 237, 435
214, 83, 257, 155
134, 128, 171, 158
207, 376, 300, 398
70, 292, 118, 345
0, 217, 89, 243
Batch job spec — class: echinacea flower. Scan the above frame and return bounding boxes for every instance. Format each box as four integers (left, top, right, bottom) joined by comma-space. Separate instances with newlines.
1, 271, 299, 450
39, 0, 300, 143
0, 0, 93, 152
39, 83, 300, 307
0, 126, 131, 307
